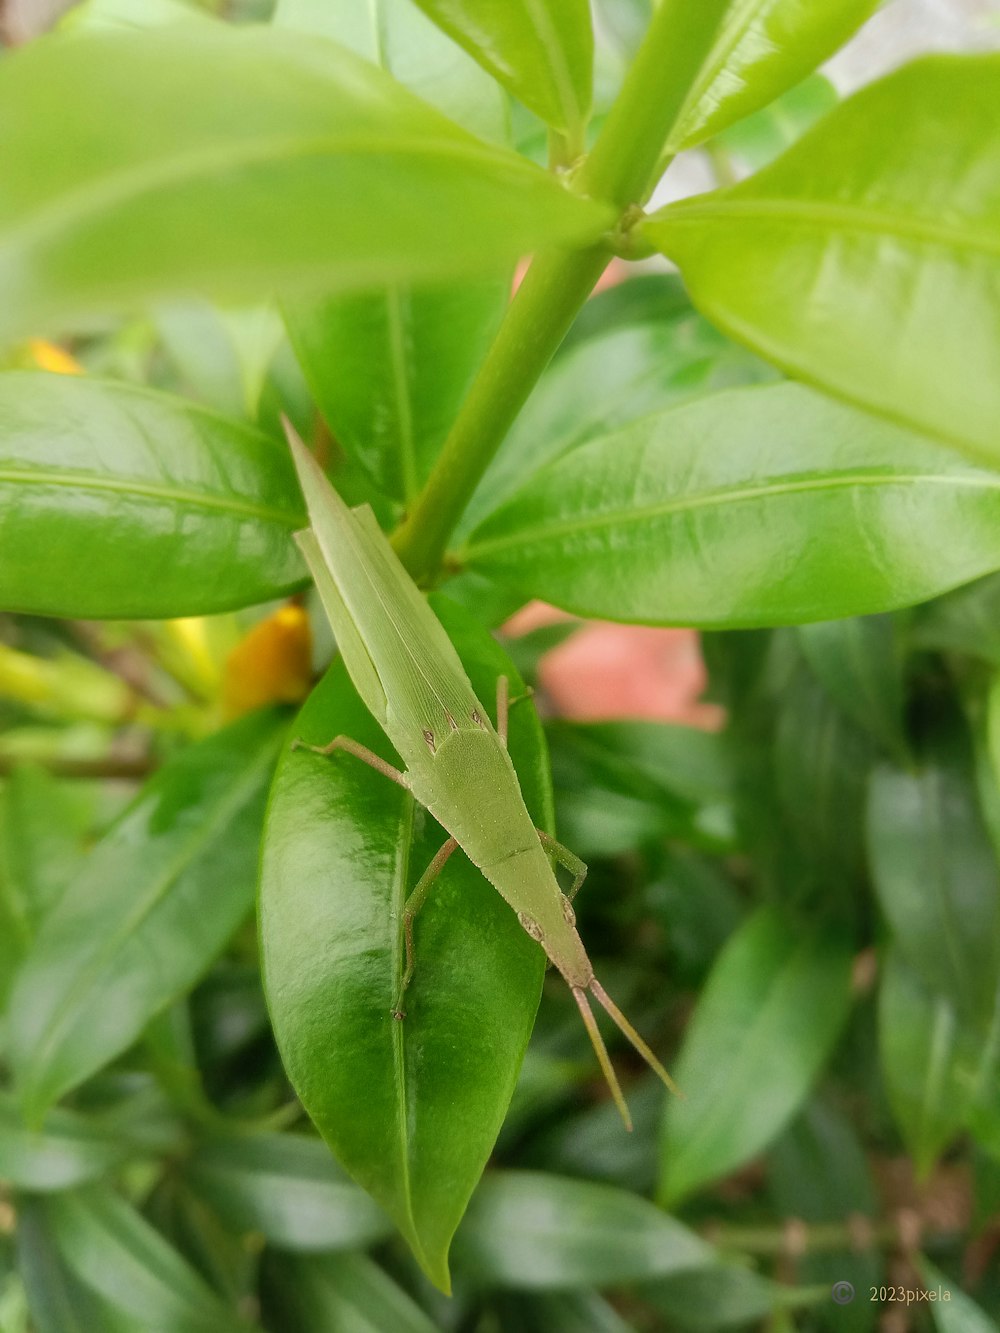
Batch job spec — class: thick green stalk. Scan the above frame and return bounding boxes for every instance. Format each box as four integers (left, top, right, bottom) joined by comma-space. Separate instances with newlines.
392, 0, 733, 581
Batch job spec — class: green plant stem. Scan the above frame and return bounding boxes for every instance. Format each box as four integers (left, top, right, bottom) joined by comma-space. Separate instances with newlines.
392, 0, 734, 582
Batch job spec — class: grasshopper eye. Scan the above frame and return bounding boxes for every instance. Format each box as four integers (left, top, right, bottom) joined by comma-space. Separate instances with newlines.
422, 729, 436, 752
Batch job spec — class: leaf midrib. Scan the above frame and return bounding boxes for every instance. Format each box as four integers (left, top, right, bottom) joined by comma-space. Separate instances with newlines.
652, 196, 1000, 260
463, 469, 1000, 562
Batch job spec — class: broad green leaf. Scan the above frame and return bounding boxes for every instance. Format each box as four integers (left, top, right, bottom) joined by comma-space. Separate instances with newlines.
458, 275, 775, 537
868, 724, 1000, 1024
712, 75, 839, 173
0, 373, 306, 618
660, 906, 853, 1207
0, 764, 87, 1002
919, 1259, 998, 1333
260, 597, 549, 1292
0, 1094, 129, 1191
462, 383, 1000, 627
798, 616, 907, 761
644, 58, 1000, 462
0, 25, 609, 344
45, 1187, 250, 1333
452, 1171, 712, 1288
8, 710, 284, 1121
664, 0, 876, 152
409, 0, 593, 140
263, 1252, 437, 1333
879, 950, 1000, 1177
279, 0, 510, 506
184, 1132, 392, 1251
16, 1200, 138, 1333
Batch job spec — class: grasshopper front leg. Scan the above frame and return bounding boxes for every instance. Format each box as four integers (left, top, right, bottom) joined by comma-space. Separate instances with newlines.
392, 835, 459, 1020
291, 734, 409, 788
495, 675, 535, 749
536, 829, 588, 905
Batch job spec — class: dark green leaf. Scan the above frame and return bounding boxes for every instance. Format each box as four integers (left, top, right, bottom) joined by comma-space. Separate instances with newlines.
409, 0, 593, 139
0, 373, 305, 618
919, 1258, 999, 1333
185, 1132, 392, 1251
8, 710, 284, 1120
798, 616, 907, 760
463, 383, 1000, 627
0, 25, 609, 342
645, 58, 1000, 461
263, 1251, 437, 1333
45, 1187, 250, 1333
642, 1267, 812, 1330
660, 907, 854, 1207
663, 0, 874, 151
879, 949, 1000, 1177
259, 597, 549, 1292
459, 278, 774, 536
0, 1094, 129, 1191
868, 724, 1000, 1024
497, 1289, 637, 1332
453, 1170, 712, 1288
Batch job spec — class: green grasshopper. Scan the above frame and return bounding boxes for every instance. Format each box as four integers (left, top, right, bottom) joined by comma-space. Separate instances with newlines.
284, 421, 679, 1127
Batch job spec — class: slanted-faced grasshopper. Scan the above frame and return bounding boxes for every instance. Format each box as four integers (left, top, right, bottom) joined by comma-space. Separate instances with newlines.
285, 422, 678, 1127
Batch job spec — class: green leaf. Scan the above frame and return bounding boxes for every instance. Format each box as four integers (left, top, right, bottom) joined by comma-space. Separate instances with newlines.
913, 574, 1000, 667
44, 1187, 251, 1333
263, 1252, 437, 1333
0, 764, 87, 1002
0, 1094, 129, 1191
62, 0, 212, 32
462, 383, 1000, 627
279, 0, 510, 507
868, 723, 1000, 1024
184, 1132, 393, 1251
919, 1258, 999, 1333
409, 0, 593, 140
0, 373, 306, 618
452, 1170, 712, 1288
879, 949, 1000, 1177
459, 275, 775, 536
497, 1290, 638, 1332
16, 1199, 138, 1333
259, 596, 549, 1293
797, 616, 907, 761
7, 709, 284, 1120
0, 24, 609, 343
664, 0, 875, 152
642, 1267, 812, 1330
644, 58, 1000, 462
660, 906, 854, 1207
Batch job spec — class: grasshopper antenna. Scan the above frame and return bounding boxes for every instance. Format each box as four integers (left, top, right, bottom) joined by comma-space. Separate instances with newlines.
572, 987, 633, 1131
590, 978, 683, 1099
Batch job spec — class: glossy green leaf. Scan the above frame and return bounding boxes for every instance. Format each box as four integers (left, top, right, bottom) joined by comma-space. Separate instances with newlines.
798, 616, 907, 760
8, 710, 284, 1121
665, 0, 875, 152
660, 906, 854, 1206
0, 764, 86, 1002
280, 0, 510, 506
462, 383, 1000, 628
260, 597, 549, 1292
45, 1187, 250, 1333
264, 1252, 437, 1333
879, 949, 1000, 1177
919, 1258, 999, 1333
458, 275, 774, 536
645, 58, 1000, 462
0, 1094, 129, 1191
453, 1171, 712, 1288
0, 373, 305, 618
0, 24, 609, 343
185, 1132, 392, 1251
409, 0, 593, 140
868, 725, 1000, 1024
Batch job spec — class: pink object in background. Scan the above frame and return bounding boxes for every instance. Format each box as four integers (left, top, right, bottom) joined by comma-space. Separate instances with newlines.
505, 603, 725, 730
